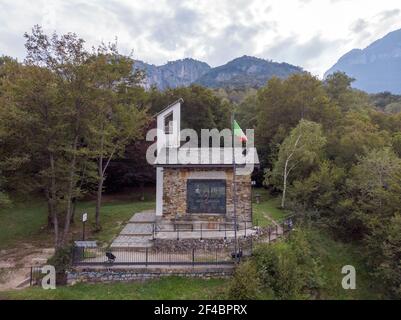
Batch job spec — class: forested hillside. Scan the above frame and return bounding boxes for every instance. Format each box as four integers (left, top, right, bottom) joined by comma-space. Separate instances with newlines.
1, 26, 401, 299
234, 71, 401, 298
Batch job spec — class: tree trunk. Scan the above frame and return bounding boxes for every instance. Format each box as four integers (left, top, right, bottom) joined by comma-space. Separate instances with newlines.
53, 209, 60, 249
45, 189, 54, 229
47, 205, 53, 228
49, 153, 60, 249
281, 160, 289, 208
62, 134, 79, 246
95, 176, 103, 231
70, 197, 77, 224
280, 134, 301, 209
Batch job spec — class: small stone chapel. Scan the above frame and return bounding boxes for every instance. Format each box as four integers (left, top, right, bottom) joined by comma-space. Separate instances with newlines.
153, 99, 259, 230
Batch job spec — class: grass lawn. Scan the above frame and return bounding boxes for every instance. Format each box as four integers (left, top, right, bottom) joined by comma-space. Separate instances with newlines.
76, 199, 154, 245
252, 188, 290, 227
0, 188, 386, 300
0, 277, 228, 300
0, 193, 155, 250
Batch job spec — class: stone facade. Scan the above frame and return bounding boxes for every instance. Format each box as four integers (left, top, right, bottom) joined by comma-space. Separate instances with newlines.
162, 167, 252, 222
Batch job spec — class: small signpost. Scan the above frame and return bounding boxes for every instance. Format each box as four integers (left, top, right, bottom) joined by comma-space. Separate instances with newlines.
82, 212, 88, 241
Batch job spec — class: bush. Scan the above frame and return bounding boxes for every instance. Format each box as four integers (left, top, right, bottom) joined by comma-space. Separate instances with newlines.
366, 214, 401, 298
252, 229, 323, 299
47, 245, 73, 285
227, 260, 263, 300
253, 242, 305, 299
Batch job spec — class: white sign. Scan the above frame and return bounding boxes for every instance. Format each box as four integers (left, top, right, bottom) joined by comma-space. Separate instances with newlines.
82, 213, 88, 222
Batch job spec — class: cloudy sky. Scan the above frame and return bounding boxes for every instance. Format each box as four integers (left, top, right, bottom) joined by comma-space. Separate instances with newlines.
1, 0, 401, 77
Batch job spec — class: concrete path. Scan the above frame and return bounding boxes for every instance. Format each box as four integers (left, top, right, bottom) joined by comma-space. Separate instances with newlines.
111, 211, 156, 249
111, 209, 281, 249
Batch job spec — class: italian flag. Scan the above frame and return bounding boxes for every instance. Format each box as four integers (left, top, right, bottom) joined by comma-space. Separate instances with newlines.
233, 120, 247, 142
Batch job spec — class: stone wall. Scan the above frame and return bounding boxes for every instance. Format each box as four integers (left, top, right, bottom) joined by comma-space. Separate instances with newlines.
153, 226, 272, 252
162, 167, 252, 222
67, 267, 233, 284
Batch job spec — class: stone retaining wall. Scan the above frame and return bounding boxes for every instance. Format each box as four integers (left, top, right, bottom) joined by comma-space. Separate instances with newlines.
67, 267, 233, 284
153, 227, 272, 252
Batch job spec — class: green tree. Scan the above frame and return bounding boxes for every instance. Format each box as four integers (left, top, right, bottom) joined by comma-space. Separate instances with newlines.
0, 59, 65, 231
391, 132, 401, 157
373, 214, 401, 298
327, 111, 390, 167
267, 120, 327, 208
255, 73, 338, 168
87, 44, 149, 230
290, 161, 345, 220
24, 26, 98, 247
324, 72, 370, 112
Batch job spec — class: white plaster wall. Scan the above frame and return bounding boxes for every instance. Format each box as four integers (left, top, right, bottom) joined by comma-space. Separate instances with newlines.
155, 101, 181, 216
156, 167, 163, 216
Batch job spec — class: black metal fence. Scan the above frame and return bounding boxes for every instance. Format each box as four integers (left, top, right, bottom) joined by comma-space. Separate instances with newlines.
72, 245, 250, 266
72, 216, 294, 267
152, 219, 254, 241
29, 266, 44, 286
152, 217, 294, 241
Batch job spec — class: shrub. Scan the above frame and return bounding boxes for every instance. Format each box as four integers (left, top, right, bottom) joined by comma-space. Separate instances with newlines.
253, 242, 305, 299
252, 229, 323, 299
227, 260, 263, 300
47, 245, 73, 285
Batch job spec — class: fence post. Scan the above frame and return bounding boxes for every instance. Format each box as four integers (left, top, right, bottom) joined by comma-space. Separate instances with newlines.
192, 248, 195, 267
30, 267, 33, 287
224, 223, 227, 241
244, 221, 247, 238
215, 248, 218, 265
152, 223, 155, 240
177, 227, 179, 241
275, 224, 278, 235
145, 248, 148, 267
200, 224, 203, 241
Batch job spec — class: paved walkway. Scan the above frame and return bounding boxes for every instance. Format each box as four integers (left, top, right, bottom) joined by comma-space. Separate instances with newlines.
111, 210, 260, 248
111, 210, 155, 249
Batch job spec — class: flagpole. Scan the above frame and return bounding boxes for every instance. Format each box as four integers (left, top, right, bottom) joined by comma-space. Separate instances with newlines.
231, 113, 239, 264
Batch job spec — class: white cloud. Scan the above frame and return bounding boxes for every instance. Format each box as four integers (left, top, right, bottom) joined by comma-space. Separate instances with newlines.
0, 0, 400, 77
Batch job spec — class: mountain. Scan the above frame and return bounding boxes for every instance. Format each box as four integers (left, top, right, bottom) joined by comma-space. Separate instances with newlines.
134, 55, 302, 90
195, 55, 303, 88
325, 28, 401, 94
134, 58, 211, 90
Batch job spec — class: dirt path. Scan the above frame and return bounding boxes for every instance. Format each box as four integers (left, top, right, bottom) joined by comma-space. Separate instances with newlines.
264, 213, 283, 234
0, 245, 54, 291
